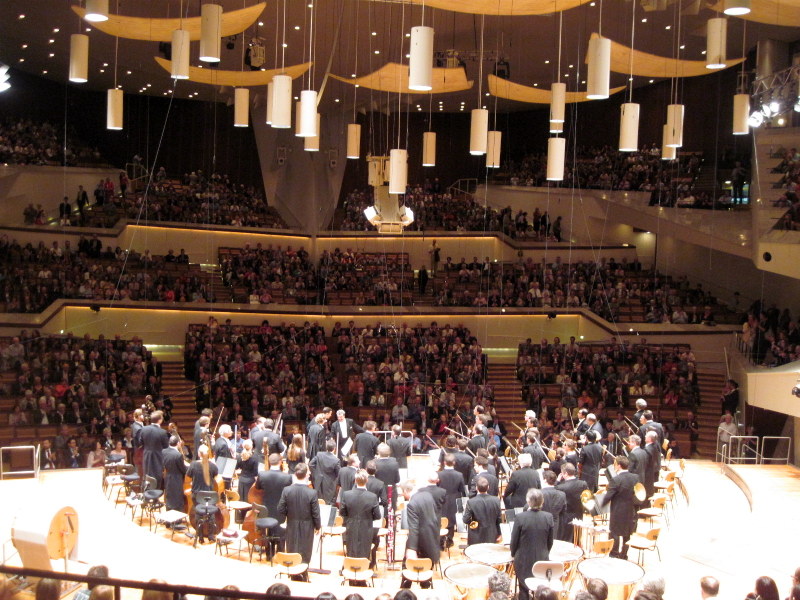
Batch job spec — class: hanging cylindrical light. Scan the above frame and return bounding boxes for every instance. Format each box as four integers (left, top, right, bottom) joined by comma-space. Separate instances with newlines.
409, 26, 434, 91
234, 88, 249, 127
107, 88, 123, 130
271, 74, 292, 128
422, 131, 436, 167
295, 101, 303, 136
486, 131, 502, 168
546, 137, 566, 181
299, 89, 318, 137
265, 81, 274, 125
346, 123, 361, 159
661, 124, 677, 160
619, 103, 640, 152
389, 149, 408, 194
706, 18, 728, 70
304, 114, 321, 151
665, 104, 684, 147
199, 3, 222, 63
586, 35, 611, 99
733, 93, 750, 135
69, 34, 89, 83
549, 120, 563, 134
84, 0, 109, 22
469, 108, 489, 155
723, 0, 750, 15
171, 29, 190, 79
550, 82, 566, 123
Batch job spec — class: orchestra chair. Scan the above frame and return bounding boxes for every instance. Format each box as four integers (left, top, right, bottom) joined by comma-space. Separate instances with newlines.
654, 470, 676, 491
192, 491, 221, 548
141, 475, 165, 529
660, 448, 673, 471
672, 459, 687, 503
320, 514, 347, 556
524, 561, 565, 595
224, 489, 252, 527
588, 539, 614, 557
103, 464, 122, 499
248, 503, 279, 563
117, 464, 139, 504
340, 557, 375, 587
273, 552, 309, 582
637, 496, 668, 527
628, 527, 662, 565
439, 517, 450, 558
401, 558, 434, 589
215, 527, 247, 557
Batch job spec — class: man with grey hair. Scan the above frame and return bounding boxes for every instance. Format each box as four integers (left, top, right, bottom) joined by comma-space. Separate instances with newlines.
643, 430, 661, 498
333, 409, 364, 459
510, 488, 554, 600
700, 576, 720, 599
627, 434, 647, 486
400, 480, 441, 587
503, 452, 540, 509
641, 574, 665, 600
488, 571, 513, 597
374, 442, 401, 509
633, 399, 648, 422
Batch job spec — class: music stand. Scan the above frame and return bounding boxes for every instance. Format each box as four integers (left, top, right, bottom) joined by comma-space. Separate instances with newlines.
310, 504, 338, 574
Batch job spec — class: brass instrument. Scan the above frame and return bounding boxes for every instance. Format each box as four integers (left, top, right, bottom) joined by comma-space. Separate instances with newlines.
469, 520, 480, 530
624, 415, 640, 433
633, 482, 647, 502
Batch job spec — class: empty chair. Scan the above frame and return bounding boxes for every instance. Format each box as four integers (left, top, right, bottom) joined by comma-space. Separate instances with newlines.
628, 527, 662, 565
341, 557, 375, 586
524, 560, 565, 594
401, 557, 434, 588
273, 552, 309, 581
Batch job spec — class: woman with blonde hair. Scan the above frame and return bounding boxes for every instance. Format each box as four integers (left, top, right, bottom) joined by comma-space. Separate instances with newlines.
285, 433, 306, 472
236, 439, 258, 501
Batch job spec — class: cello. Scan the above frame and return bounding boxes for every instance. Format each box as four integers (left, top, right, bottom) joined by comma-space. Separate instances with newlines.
185, 443, 230, 540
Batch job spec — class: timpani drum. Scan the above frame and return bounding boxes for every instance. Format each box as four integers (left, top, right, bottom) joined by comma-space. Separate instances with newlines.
463, 543, 513, 567
443, 562, 496, 600
549, 539, 583, 563
577, 557, 645, 600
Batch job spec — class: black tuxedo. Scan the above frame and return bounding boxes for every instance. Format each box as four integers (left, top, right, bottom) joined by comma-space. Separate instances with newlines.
579, 442, 603, 492
555, 477, 589, 541
437, 469, 465, 543
463, 493, 501, 545
510, 509, 554, 598
340, 487, 381, 560
639, 421, 665, 449
366, 475, 388, 509
213, 436, 233, 460
453, 450, 475, 486
628, 447, 648, 485
541, 486, 567, 539
374, 457, 401, 506
604, 470, 641, 557
309, 451, 341, 504
162, 447, 187, 511
332, 418, 364, 454
644, 442, 661, 498
354, 432, 380, 468
387, 436, 412, 468
336, 465, 357, 503
278, 482, 321, 563
405, 490, 441, 566
468, 471, 499, 497
140, 423, 169, 488
256, 469, 293, 532
523, 443, 548, 470
503, 467, 541, 509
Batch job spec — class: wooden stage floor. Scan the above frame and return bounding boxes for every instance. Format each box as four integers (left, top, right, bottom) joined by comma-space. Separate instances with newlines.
0, 459, 797, 600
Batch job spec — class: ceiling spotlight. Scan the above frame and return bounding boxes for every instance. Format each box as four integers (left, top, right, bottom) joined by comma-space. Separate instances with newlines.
641, 18, 647, 22
748, 110, 764, 127
665, 25, 671, 30
649, 79, 654, 83
49, 39, 55, 44
53, 28, 60, 33
723, 0, 751, 15
258, 21, 264, 26
21, 44, 27, 49
84, 0, 109, 22
294, 26, 300, 30
769, 100, 780, 114
18, 14, 25, 19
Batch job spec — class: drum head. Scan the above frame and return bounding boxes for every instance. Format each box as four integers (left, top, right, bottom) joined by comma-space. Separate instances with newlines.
444, 562, 496, 588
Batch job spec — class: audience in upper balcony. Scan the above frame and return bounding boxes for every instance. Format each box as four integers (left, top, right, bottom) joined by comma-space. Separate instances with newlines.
772, 146, 800, 230
0, 118, 105, 167
743, 299, 800, 366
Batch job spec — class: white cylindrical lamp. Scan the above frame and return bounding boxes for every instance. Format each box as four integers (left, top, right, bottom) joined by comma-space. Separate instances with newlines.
107, 88, 123, 130
486, 131, 502, 168
661, 124, 676, 160
409, 26, 434, 91
733, 94, 749, 135
706, 18, 727, 70
389, 149, 408, 194
619, 103, 640, 152
470, 108, 489, 155
723, 0, 751, 15
546, 137, 566, 181
299, 89, 318, 137
665, 104, 684, 147
234, 88, 249, 127
84, 0, 109, 22
295, 101, 302, 136
304, 114, 321, 151
199, 4, 222, 63
586, 35, 611, 99
266, 81, 274, 124
171, 29, 190, 79
69, 34, 89, 83
271, 74, 292, 128
422, 131, 436, 167
550, 82, 566, 123
549, 120, 563, 134
346, 124, 361, 159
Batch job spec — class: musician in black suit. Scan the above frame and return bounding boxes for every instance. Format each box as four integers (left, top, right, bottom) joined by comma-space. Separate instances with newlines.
277, 463, 321, 564
354, 421, 380, 469
632, 399, 648, 424
140, 410, 169, 488
417, 472, 447, 516
467, 424, 488, 455
627, 434, 648, 486
162, 435, 188, 511
643, 430, 661, 498
365, 460, 388, 509
604, 455, 641, 558
510, 488, 554, 600
387, 425, 412, 468
579, 430, 603, 492
336, 454, 359, 504
309, 439, 341, 504
306, 413, 326, 461
463, 477, 502, 545
453, 439, 475, 485
255, 418, 286, 463
540, 470, 567, 539
638, 410, 665, 450
332, 409, 364, 457
339, 470, 381, 565
250, 418, 267, 462
547, 447, 566, 476
503, 453, 541, 509
213, 424, 234, 459
438, 454, 467, 547
555, 463, 589, 541
131, 408, 145, 473
255, 453, 293, 542
401, 481, 441, 586
523, 433, 548, 470
469, 456, 499, 497
374, 443, 401, 508
192, 412, 211, 459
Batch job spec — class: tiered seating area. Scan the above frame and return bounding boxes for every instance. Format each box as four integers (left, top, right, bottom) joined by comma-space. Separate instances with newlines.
770, 146, 800, 230
0, 117, 107, 167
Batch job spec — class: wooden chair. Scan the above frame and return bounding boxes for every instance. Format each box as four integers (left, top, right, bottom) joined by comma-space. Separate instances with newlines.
439, 517, 450, 558
524, 561, 565, 594
273, 552, 309, 581
320, 515, 347, 555
637, 495, 668, 527
341, 557, 375, 586
590, 539, 614, 557
401, 558, 434, 588
628, 527, 662, 565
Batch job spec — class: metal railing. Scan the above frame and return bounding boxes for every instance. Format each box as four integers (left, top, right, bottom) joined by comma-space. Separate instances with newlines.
760, 436, 792, 464
718, 435, 792, 465
0, 444, 39, 480
448, 178, 479, 196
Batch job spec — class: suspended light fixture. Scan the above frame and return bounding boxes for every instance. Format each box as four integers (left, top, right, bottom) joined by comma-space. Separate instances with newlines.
271, 74, 292, 128
665, 104, 684, 147
304, 114, 321, 151
470, 109, 489, 155
299, 89, 318, 137
84, 0, 109, 22
422, 131, 436, 166
107, 89, 123, 130
706, 18, 727, 69
747, 110, 764, 127
266, 81, 274, 125
550, 83, 566, 123
69, 34, 89, 83
549, 120, 563, 134
234, 88, 249, 127
546, 137, 566, 181
661, 124, 676, 160
723, 0, 750, 15
346, 124, 361, 159
0, 65, 10, 93
486, 131, 502, 168
171, 29, 190, 79
619, 1, 639, 152
199, 3, 222, 63
295, 101, 303, 136
389, 149, 408, 194
409, 26, 434, 91
586, 35, 611, 99
733, 94, 749, 134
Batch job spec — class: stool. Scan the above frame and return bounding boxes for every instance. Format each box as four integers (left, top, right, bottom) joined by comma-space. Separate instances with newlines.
249, 503, 279, 563
142, 476, 164, 529
117, 466, 140, 505
215, 528, 247, 556
155, 510, 189, 540
192, 491, 221, 547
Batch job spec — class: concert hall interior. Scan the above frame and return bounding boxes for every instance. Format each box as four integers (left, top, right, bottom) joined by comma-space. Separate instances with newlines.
0, 2, 799, 600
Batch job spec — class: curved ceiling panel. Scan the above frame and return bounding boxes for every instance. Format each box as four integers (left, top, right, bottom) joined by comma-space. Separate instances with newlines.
386, 0, 591, 15
488, 74, 625, 103
710, 0, 800, 26
154, 57, 311, 86
331, 63, 473, 94
71, 3, 266, 42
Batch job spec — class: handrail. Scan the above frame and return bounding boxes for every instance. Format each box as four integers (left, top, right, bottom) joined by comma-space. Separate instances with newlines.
722, 435, 761, 464
0, 444, 39, 480
760, 435, 792, 465
448, 178, 479, 197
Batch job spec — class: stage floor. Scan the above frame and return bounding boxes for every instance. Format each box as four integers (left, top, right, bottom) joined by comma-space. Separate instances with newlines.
0, 459, 796, 600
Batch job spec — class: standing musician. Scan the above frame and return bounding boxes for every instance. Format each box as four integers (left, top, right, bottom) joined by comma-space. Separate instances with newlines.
643, 431, 661, 498
564, 439, 580, 467
469, 455, 499, 497
374, 443, 401, 509
193, 413, 211, 458
365, 460, 389, 510
355, 421, 380, 470
339, 470, 381, 566
306, 414, 327, 462
333, 409, 364, 459
575, 408, 590, 438
185, 444, 220, 544
141, 410, 169, 488
387, 425, 412, 469
555, 463, 588, 542
438, 454, 466, 548
462, 477, 502, 545
510, 488, 554, 600
235, 439, 259, 503
540, 470, 567, 539
213, 424, 234, 459
277, 463, 321, 565
255, 453, 292, 545
638, 410, 665, 451
626, 435, 648, 487
257, 418, 286, 462
585, 413, 605, 439
524, 409, 537, 429
453, 439, 475, 486
336, 454, 359, 505
602, 432, 622, 464
632, 399, 648, 424
309, 439, 340, 505
503, 453, 540, 509
131, 408, 145, 475
579, 430, 603, 492
522, 432, 548, 470
467, 423, 488, 455
250, 417, 267, 462
604, 455, 641, 559
400, 480, 441, 588
162, 435, 187, 512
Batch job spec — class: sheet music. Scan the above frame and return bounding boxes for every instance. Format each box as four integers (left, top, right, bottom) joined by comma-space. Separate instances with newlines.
215, 456, 237, 479
500, 523, 512, 544
428, 449, 441, 466
341, 437, 353, 457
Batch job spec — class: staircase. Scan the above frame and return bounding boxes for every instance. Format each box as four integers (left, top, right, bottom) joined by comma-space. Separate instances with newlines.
694, 370, 726, 459
488, 363, 525, 429
161, 361, 198, 435
201, 266, 231, 303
